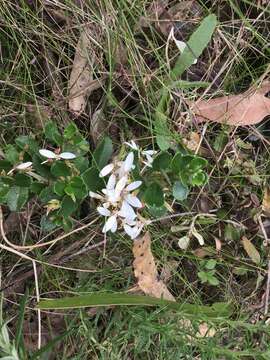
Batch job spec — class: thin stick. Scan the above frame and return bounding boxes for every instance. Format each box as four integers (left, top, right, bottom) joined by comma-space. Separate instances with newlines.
0, 206, 98, 250
32, 260, 41, 349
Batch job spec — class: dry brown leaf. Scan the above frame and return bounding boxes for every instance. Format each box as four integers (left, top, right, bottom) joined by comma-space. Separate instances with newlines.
68, 26, 95, 115
193, 247, 213, 258
262, 187, 270, 215
242, 236, 261, 265
133, 232, 175, 301
183, 131, 200, 152
197, 323, 216, 338
187, 81, 270, 126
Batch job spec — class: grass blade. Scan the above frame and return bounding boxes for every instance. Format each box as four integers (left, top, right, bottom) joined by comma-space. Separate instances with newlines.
37, 292, 232, 318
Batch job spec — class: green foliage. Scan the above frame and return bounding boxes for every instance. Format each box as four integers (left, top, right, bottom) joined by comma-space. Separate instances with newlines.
198, 259, 220, 286
0, 122, 98, 232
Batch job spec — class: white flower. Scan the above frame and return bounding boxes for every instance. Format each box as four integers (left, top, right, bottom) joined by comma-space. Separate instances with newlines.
118, 200, 137, 222
125, 140, 157, 168
7, 161, 33, 175
89, 191, 104, 200
126, 180, 142, 191
39, 149, 76, 162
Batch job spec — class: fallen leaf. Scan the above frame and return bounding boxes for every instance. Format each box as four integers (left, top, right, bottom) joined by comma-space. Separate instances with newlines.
197, 323, 216, 338
90, 109, 107, 145
241, 236, 261, 265
193, 247, 213, 258
262, 187, 270, 216
191, 227, 204, 246
178, 235, 190, 250
183, 131, 200, 152
133, 232, 175, 301
160, 260, 179, 283
187, 81, 270, 126
68, 26, 99, 115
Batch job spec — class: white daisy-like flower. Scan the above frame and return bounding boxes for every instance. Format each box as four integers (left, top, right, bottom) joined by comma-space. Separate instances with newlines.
7, 161, 33, 175
39, 149, 76, 164
125, 141, 157, 168
123, 220, 144, 240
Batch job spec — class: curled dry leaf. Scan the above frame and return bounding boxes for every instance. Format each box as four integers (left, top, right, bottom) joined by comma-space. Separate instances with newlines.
133, 232, 175, 301
68, 25, 103, 115
262, 187, 270, 216
187, 81, 270, 126
241, 236, 261, 265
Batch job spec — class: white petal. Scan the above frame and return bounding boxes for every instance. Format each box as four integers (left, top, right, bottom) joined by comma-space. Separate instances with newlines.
107, 189, 120, 203
119, 200, 136, 221
123, 224, 143, 239
16, 162, 32, 170
59, 152, 76, 160
39, 149, 57, 159
107, 174, 116, 190
125, 194, 142, 208
142, 150, 156, 156
110, 219, 118, 233
89, 191, 103, 199
124, 152, 134, 172
125, 140, 138, 150
97, 206, 111, 217
115, 176, 128, 194
102, 215, 117, 233
126, 181, 142, 192
99, 163, 114, 177
145, 153, 154, 164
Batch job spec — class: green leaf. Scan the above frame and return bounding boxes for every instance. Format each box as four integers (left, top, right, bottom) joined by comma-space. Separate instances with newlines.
73, 157, 89, 173
39, 186, 57, 203
171, 14, 217, 80
5, 145, 19, 164
58, 196, 78, 217
152, 152, 172, 171
173, 181, 189, 201
32, 155, 52, 179
198, 271, 208, 284
0, 182, 10, 203
148, 205, 167, 217
93, 137, 113, 169
82, 167, 104, 192
15, 136, 39, 155
205, 259, 217, 270
208, 274, 220, 286
155, 110, 173, 151
189, 157, 208, 172
64, 123, 78, 139
31, 182, 45, 195
65, 177, 87, 201
50, 161, 71, 177
54, 181, 66, 196
169, 80, 210, 89
37, 293, 232, 318
0, 160, 12, 172
6, 186, 29, 211
14, 173, 32, 187
171, 153, 193, 173
1, 176, 14, 186
190, 171, 207, 186
40, 215, 57, 232
62, 217, 73, 232
144, 183, 164, 207
44, 121, 62, 145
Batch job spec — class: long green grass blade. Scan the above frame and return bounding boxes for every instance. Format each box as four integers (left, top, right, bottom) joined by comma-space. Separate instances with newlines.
37, 293, 232, 318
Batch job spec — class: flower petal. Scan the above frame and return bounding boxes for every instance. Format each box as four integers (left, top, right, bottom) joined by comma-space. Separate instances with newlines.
107, 174, 116, 190
125, 140, 138, 150
89, 191, 103, 199
126, 181, 142, 192
102, 215, 117, 233
99, 163, 114, 177
124, 152, 134, 172
123, 224, 143, 239
115, 176, 127, 194
39, 149, 57, 159
125, 194, 142, 208
97, 206, 111, 217
142, 150, 156, 156
59, 152, 76, 160
16, 162, 32, 170
119, 200, 136, 221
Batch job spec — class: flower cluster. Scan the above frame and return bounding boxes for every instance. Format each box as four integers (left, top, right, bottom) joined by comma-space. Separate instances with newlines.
90, 152, 145, 239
